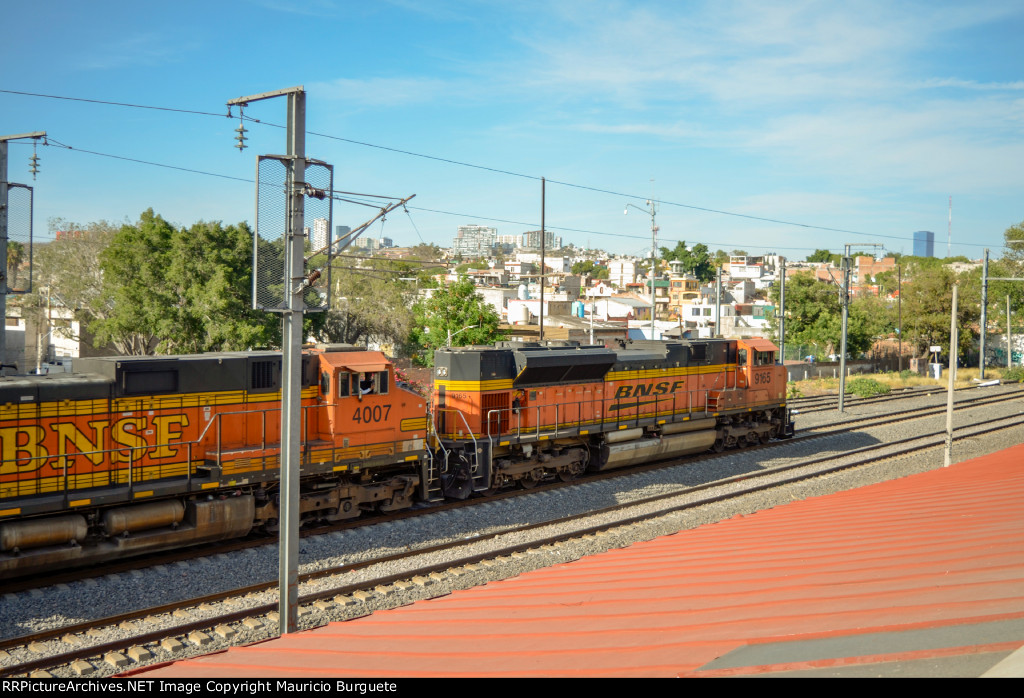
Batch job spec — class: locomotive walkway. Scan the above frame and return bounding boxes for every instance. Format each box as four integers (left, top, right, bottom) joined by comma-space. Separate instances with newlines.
128, 443, 1024, 678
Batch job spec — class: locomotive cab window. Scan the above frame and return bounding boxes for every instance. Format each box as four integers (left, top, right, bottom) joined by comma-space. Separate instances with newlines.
737, 349, 748, 366
337, 371, 350, 397
754, 350, 775, 366
377, 370, 389, 395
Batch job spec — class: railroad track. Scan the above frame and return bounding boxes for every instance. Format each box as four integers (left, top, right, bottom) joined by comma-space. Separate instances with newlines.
3, 393, 1022, 678
6, 383, 1022, 597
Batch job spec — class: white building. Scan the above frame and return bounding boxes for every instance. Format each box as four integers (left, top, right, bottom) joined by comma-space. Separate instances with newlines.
607, 260, 636, 288
453, 225, 497, 257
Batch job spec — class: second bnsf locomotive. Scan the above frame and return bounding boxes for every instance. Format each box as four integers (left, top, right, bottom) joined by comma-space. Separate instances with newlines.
433, 337, 793, 497
0, 337, 791, 579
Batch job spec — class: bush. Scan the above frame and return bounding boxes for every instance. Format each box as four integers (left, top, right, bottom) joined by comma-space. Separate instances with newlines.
899, 370, 916, 380
1002, 367, 1024, 383
845, 377, 891, 397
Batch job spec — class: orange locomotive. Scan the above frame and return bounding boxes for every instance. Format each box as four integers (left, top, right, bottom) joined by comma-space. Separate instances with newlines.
432, 337, 793, 496
0, 337, 792, 578
0, 344, 433, 578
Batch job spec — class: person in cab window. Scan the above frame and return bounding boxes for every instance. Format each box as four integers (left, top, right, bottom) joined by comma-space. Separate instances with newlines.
360, 373, 375, 395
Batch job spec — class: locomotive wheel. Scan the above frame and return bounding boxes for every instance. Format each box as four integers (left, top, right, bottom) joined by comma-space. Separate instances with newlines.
759, 431, 770, 444
712, 438, 725, 453
519, 473, 541, 489
558, 469, 577, 482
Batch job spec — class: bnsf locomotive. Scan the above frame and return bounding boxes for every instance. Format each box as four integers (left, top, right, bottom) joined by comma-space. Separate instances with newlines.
0, 338, 791, 578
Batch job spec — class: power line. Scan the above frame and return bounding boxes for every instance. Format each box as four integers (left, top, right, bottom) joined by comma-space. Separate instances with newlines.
7, 89, 1008, 252
34, 137, 1004, 255
0, 89, 225, 117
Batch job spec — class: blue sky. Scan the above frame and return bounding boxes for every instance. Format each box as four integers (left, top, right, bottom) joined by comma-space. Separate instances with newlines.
2, 0, 1022, 260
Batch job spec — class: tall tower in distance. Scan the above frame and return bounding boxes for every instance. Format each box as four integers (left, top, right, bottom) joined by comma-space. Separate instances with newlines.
913, 230, 935, 258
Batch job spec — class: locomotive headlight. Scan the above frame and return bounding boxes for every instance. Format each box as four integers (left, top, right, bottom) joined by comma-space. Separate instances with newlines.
436, 367, 448, 377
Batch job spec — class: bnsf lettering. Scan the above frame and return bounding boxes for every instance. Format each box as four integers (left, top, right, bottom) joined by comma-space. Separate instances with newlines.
0, 414, 191, 475
613, 381, 687, 400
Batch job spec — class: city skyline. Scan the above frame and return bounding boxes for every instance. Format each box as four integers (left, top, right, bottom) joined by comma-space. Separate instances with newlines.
2, 1, 1021, 260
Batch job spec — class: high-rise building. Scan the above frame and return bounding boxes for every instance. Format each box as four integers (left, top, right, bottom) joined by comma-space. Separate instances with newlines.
522, 230, 562, 250
453, 225, 497, 256
913, 230, 935, 258
311, 218, 330, 252
335, 225, 351, 248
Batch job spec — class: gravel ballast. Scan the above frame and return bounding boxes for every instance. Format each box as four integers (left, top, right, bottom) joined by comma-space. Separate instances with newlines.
2, 385, 1022, 676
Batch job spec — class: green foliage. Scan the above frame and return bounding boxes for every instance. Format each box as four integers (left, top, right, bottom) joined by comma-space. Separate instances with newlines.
88, 210, 281, 355
768, 272, 879, 358
455, 260, 489, 274
316, 258, 417, 351
845, 377, 891, 397
806, 249, 837, 264
900, 265, 978, 358
787, 383, 803, 398
409, 277, 508, 366
571, 260, 609, 280
1003, 220, 1024, 265
659, 241, 714, 282
1002, 367, 1024, 383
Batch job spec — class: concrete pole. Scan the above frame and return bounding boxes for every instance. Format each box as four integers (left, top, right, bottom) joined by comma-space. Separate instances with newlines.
648, 200, 657, 337
980, 249, 988, 378
539, 177, 545, 342
838, 245, 851, 413
944, 284, 958, 468
714, 267, 721, 337
1008, 295, 1013, 370
279, 89, 306, 634
778, 257, 786, 362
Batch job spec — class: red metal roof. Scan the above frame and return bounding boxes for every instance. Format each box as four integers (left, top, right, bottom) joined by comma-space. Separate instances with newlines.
132, 445, 1024, 678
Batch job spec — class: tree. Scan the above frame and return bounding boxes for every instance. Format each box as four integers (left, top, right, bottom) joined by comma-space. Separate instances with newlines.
90, 210, 285, 355
767, 272, 877, 358
28, 220, 118, 348
315, 259, 416, 351
900, 265, 978, 358
409, 277, 508, 366
159, 220, 279, 353
6, 240, 26, 291
1002, 219, 1024, 267
659, 241, 714, 282
806, 249, 836, 264
90, 210, 174, 354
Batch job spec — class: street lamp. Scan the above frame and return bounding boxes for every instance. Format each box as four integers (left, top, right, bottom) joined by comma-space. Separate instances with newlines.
447, 324, 478, 347
625, 200, 659, 336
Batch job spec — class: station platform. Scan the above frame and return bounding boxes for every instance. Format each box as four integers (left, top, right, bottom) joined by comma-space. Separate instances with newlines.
129, 444, 1024, 678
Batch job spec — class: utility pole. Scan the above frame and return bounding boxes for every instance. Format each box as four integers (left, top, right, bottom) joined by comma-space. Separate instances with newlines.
227, 87, 305, 636
838, 245, 851, 412
897, 264, 902, 373
540, 177, 545, 342
778, 257, 786, 362
624, 200, 658, 337
714, 267, 721, 337
0, 131, 45, 375
944, 284, 958, 468
980, 249, 989, 378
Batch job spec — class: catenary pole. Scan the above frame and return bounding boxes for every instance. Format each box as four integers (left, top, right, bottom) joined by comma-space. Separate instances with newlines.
944, 284, 958, 467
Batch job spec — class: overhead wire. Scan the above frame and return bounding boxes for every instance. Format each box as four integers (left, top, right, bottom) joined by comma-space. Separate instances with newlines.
6, 89, 1007, 252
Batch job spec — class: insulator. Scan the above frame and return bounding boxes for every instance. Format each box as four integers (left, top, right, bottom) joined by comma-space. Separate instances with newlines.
235, 125, 248, 151
29, 153, 40, 179
234, 105, 248, 151
303, 183, 327, 200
